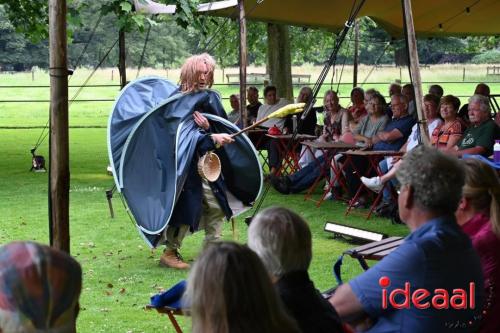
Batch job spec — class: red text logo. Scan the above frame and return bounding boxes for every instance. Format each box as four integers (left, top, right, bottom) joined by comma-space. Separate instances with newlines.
379, 276, 475, 310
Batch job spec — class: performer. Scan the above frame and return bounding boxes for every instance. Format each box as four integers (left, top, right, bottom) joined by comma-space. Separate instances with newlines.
160, 53, 236, 269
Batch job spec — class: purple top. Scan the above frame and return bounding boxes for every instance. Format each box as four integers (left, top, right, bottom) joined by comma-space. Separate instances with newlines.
462, 213, 500, 333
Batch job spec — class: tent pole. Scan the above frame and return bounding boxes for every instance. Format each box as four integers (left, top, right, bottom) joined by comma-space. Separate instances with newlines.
353, 18, 359, 88
402, 0, 429, 145
49, 0, 70, 253
119, 29, 127, 89
238, 0, 247, 127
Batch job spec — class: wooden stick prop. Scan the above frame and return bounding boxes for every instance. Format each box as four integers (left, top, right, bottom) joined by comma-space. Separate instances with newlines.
230, 103, 305, 138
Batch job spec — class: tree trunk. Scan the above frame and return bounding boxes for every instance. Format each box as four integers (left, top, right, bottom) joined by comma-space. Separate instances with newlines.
353, 19, 359, 88
48, 0, 70, 253
238, 0, 247, 127
119, 29, 127, 89
267, 23, 293, 101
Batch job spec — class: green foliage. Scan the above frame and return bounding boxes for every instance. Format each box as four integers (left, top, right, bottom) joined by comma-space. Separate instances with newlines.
471, 50, 500, 64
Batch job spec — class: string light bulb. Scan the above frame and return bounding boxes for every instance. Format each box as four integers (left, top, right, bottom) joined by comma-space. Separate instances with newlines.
438, 23, 444, 32
465, 7, 471, 15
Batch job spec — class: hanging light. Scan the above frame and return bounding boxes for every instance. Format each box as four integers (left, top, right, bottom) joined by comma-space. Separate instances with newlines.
438, 23, 444, 32
465, 7, 471, 15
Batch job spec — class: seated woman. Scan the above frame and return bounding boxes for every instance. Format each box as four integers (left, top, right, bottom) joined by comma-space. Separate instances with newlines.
456, 158, 500, 333
0, 241, 82, 333
299, 90, 351, 167
184, 241, 300, 333
347, 87, 367, 132
256, 85, 290, 175
270, 91, 388, 195
361, 93, 444, 198
248, 206, 344, 333
432, 94, 465, 150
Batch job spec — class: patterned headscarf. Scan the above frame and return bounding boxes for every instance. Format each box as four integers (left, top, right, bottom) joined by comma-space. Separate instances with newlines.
0, 242, 82, 333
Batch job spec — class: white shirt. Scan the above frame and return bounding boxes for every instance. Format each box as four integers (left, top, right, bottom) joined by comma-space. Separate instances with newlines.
256, 98, 290, 129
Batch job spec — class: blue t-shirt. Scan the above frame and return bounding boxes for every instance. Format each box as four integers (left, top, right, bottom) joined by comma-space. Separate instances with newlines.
349, 216, 484, 332
373, 114, 415, 151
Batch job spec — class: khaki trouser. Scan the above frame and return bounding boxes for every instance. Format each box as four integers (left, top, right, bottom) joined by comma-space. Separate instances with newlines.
165, 180, 225, 251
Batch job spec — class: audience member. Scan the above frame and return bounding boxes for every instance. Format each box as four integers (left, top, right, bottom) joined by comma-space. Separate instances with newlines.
362, 94, 443, 205
256, 85, 289, 129
246, 86, 262, 126
347, 87, 367, 131
458, 83, 491, 123
456, 158, 500, 333
256, 86, 290, 175
184, 241, 300, 333
0, 241, 82, 333
344, 94, 415, 203
428, 84, 444, 98
449, 94, 499, 157
227, 94, 242, 127
284, 86, 316, 136
329, 146, 484, 332
270, 92, 388, 195
402, 83, 416, 119
299, 90, 351, 167
248, 207, 344, 333
431, 95, 466, 150
388, 82, 401, 97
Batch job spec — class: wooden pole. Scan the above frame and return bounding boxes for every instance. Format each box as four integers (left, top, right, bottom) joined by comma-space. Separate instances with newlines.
49, 0, 70, 253
118, 29, 127, 89
403, 0, 428, 144
238, 0, 247, 127
353, 18, 359, 88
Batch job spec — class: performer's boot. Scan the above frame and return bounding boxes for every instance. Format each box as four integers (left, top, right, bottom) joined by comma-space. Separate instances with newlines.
160, 249, 190, 270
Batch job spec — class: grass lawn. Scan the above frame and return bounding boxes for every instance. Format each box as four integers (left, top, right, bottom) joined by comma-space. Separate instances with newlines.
0, 65, 497, 332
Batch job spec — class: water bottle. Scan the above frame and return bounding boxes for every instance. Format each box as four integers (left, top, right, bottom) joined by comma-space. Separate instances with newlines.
494, 140, 500, 163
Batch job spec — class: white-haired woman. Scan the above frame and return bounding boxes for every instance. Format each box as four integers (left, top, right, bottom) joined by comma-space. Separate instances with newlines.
248, 207, 344, 333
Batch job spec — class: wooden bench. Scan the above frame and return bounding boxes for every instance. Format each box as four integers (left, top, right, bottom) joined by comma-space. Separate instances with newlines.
343, 236, 404, 270
487, 66, 500, 75
225, 72, 311, 84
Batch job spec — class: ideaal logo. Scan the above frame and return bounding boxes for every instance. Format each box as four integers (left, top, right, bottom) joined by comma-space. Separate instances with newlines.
379, 276, 476, 310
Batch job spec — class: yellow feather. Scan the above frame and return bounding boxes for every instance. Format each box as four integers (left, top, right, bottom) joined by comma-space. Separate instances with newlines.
268, 103, 306, 118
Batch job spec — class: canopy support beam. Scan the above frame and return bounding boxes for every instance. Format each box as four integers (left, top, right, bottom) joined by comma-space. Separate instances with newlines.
48, 0, 70, 253
402, 0, 429, 144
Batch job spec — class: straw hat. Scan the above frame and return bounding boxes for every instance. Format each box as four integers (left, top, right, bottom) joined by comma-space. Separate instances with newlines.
198, 151, 221, 182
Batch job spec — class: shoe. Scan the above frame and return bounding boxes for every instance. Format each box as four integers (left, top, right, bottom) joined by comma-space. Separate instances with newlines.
350, 196, 368, 208
324, 192, 333, 200
361, 176, 383, 193
270, 175, 290, 194
159, 249, 190, 270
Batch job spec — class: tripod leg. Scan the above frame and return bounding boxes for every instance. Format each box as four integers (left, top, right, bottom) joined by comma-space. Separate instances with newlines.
106, 189, 115, 218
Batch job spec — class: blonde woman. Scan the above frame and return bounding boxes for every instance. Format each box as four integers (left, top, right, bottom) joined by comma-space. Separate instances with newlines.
185, 242, 300, 333
456, 159, 500, 333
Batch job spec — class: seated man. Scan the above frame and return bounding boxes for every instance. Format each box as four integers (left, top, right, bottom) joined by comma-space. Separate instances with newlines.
284, 86, 317, 136
458, 83, 490, 124
361, 94, 443, 207
344, 94, 415, 202
248, 206, 344, 333
246, 86, 262, 127
329, 146, 484, 332
448, 94, 499, 158
227, 94, 242, 127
